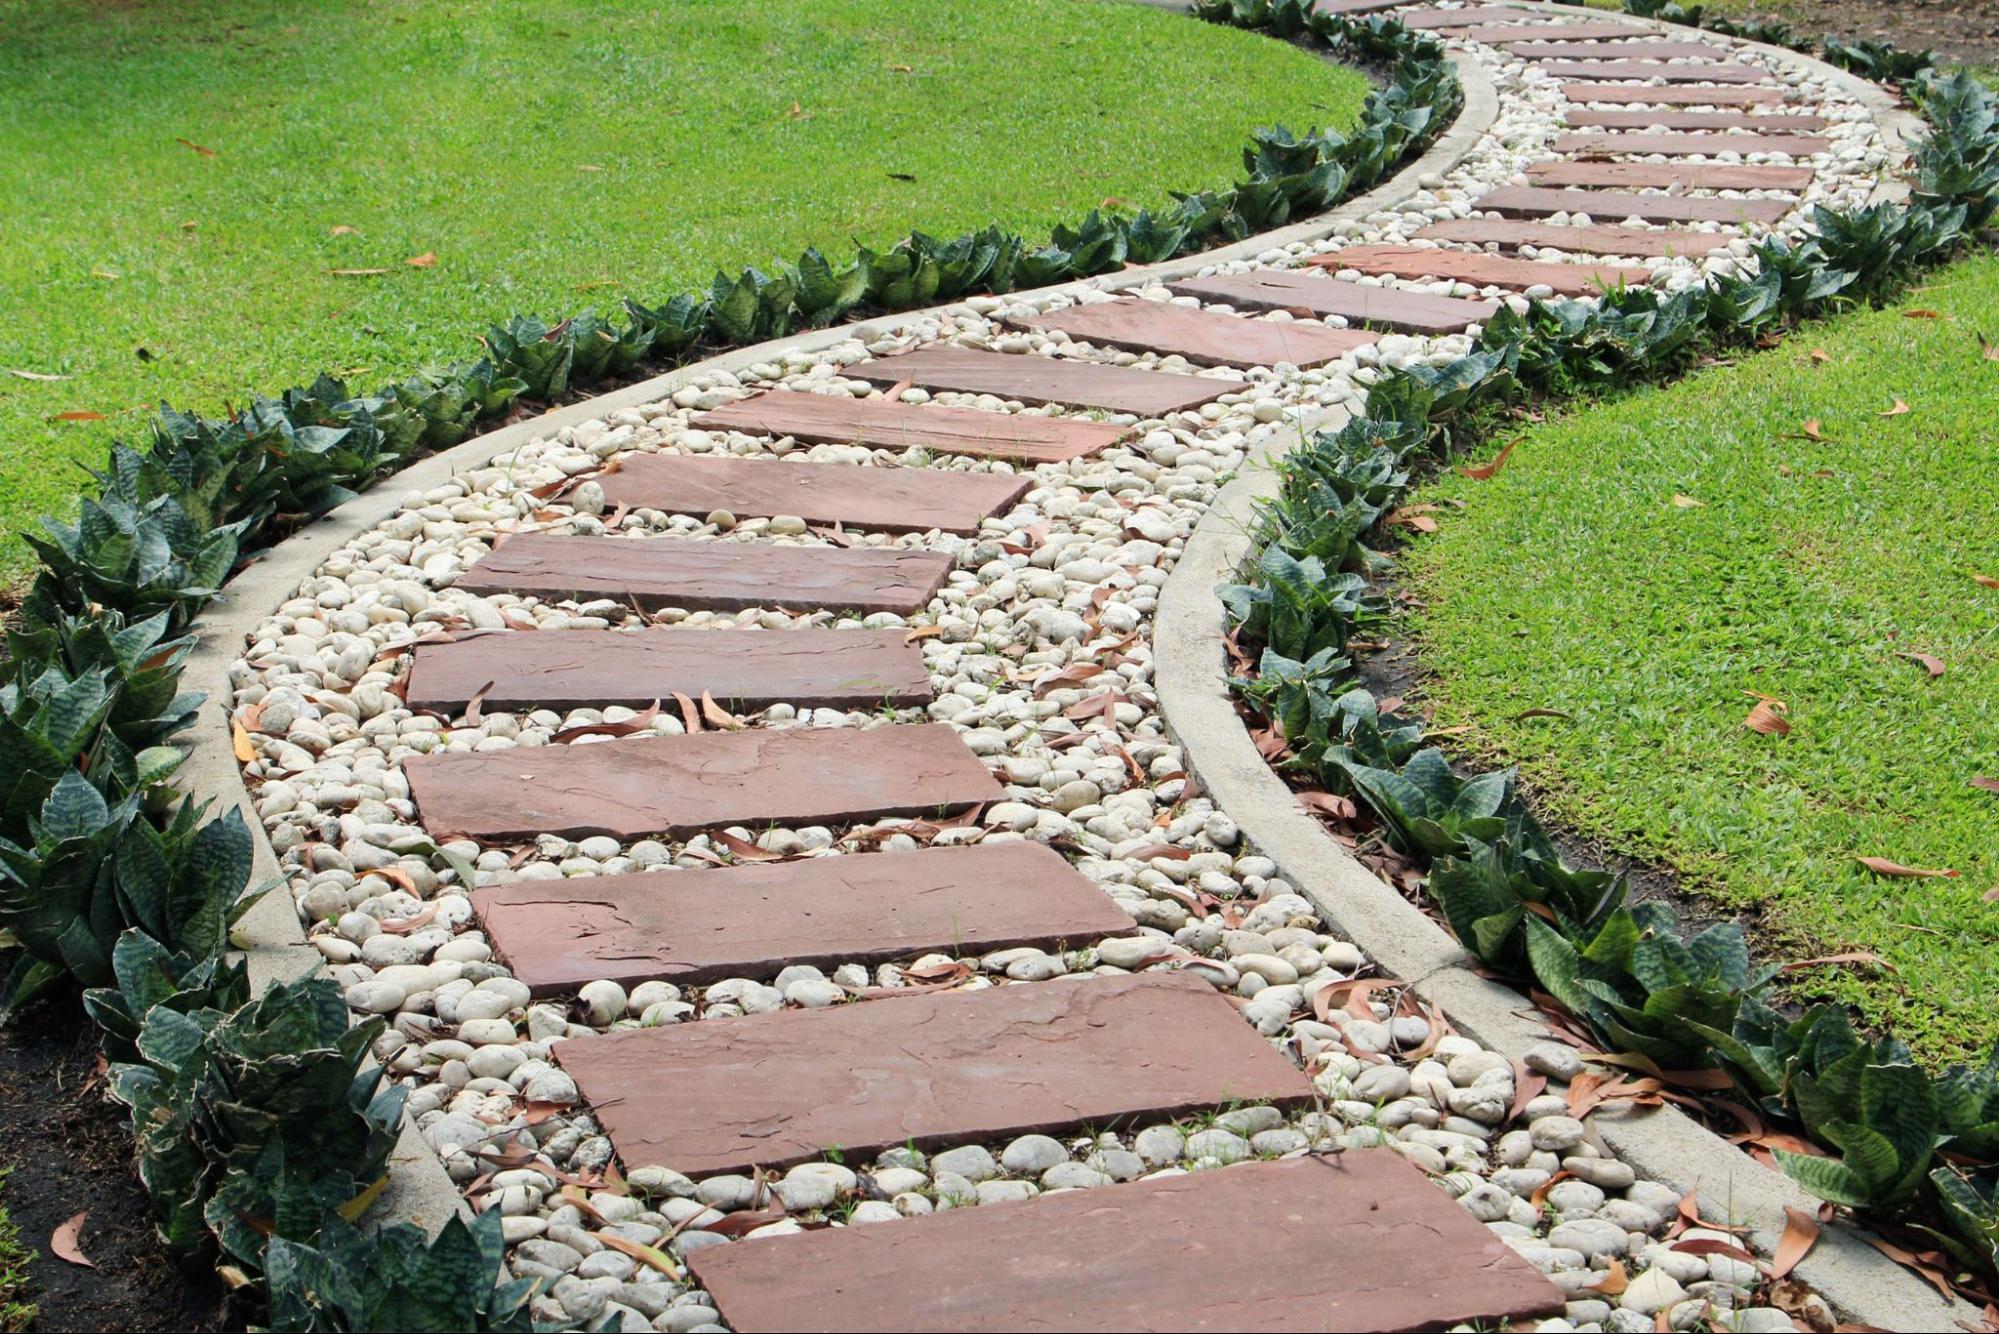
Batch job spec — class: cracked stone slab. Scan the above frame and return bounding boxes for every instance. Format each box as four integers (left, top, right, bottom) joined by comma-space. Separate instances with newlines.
843, 346, 1231, 416
1560, 82, 1790, 107
1474, 185, 1794, 225
1534, 59, 1772, 85
1165, 270, 1498, 335
454, 532, 956, 615
1526, 159, 1815, 191
555, 971, 1314, 1175
472, 841, 1135, 994
400, 626, 933, 714
1565, 107, 1828, 131
689, 1152, 1566, 1333
406, 721, 1001, 843
1006, 298, 1378, 369
689, 390, 1132, 462
1415, 217, 1741, 257
1554, 131, 1832, 157
594, 453, 1031, 535
1307, 244, 1653, 296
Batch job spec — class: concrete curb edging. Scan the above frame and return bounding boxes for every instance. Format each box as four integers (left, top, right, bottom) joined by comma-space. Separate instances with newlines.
183, 30, 1501, 1241
1151, 20, 1980, 1331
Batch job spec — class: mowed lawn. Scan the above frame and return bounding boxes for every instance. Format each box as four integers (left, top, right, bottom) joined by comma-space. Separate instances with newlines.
1408, 254, 1999, 1064
0, 0, 1367, 580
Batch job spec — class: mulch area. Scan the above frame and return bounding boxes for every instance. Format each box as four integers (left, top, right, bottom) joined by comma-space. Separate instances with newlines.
1734, 0, 1999, 68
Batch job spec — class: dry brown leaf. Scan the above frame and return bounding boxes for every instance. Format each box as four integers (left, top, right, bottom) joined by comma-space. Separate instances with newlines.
888, 63, 913, 73
1983, 886, 1999, 903
1799, 419, 1828, 441
1670, 493, 1704, 509
52, 1211, 93, 1268
550, 700, 661, 743
1742, 696, 1791, 736
671, 691, 702, 734
1897, 651, 1945, 677
1384, 505, 1440, 533
1855, 856, 1958, 879
1772, 1205, 1820, 1280
1980, 330, 1999, 362
1583, 1257, 1629, 1296
1809, 348, 1830, 364
231, 720, 256, 763
702, 1207, 789, 1238
1902, 307, 1942, 319
880, 376, 915, 403
329, 224, 358, 236
903, 625, 943, 644
176, 137, 217, 157
8, 368, 68, 381
1970, 776, 1999, 795
699, 691, 743, 731
1461, 440, 1518, 481
330, 267, 390, 277
594, 1230, 682, 1279
1975, 574, 1999, 590
1878, 398, 1912, 418
405, 252, 438, 269
463, 679, 495, 727
52, 410, 107, 422
709, 831, 783, 863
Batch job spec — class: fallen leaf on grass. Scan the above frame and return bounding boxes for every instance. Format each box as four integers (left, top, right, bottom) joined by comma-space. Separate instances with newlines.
1878, 398, 1911, 418
1854, 856, 1959, 879
50, 410, 106, 422
405, 251, 437, 269
52, 1212, 93, 1268
1984, 886, 1999, 903
8, 369, 68, 381
330, 267, 390, 277
1670, 493, 1705, 508
176, 137, 217, 157
1970, 776, 1999, 795
1902, 307, 1943, 319
1808, 348, 1830, 364
1979, 330, 1999, 362
1975, 574, 1999, 590
1741, 694, 1791, 736
1510, 707, 1572, 722
1787, 418, 1830, 442
888, 63, 913, 73
329, 224, 358, 236
1385, 504, 1440, 532
1460, 439, 1517, 481
1772, 1205, 1820, 1280
1897, 651, 1946, 677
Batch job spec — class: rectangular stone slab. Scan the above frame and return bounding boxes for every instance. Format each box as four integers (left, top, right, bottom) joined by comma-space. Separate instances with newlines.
690, 391, 1130, 463
1472, 21, 1650, 41
407, 721, 1001, 843
1535, 59, 1771, 84
843, 346, 1228, 416
472, 842, 1135, 994
401, 627, 933, 714
1566, 108, 1827, 130
1164, 270, 1498, 334
1308, 244, 1653, 296
594, 454, 1028, 536
1475, 185, 1793, 225
1006, 298, 1378, 369
1526, 159, 1813, 191
1416, 218, 1741, 257
455, 534, 955, 615
689, 1153, 1568, 1333
1555, 131, 1831, 157
1561, 82, 1789, 105
1510, 40, 1725, 59
1311, 0, 1411, 13
556, 971, 1313, 1176
1388, 7, 1511, 29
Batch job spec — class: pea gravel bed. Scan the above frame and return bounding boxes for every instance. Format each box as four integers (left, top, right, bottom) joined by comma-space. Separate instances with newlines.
222, 11, 1899, 1333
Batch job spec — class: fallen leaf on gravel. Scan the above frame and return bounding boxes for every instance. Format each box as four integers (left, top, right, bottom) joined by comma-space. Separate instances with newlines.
1897, 651, 1945, 677
903, 625, 943, 643
1772, 1205, 1820, 1280
176, 137, 217, 157
1854, 856, 1958, 879
595, 1231, 682, 1279
52, 1212, 92, 1268
702, 1208, 788, 1238
1583, 1257, 1628, 1296
405, 252, 437, 268
1741, 695, 1790, 736
231, 720, 256, 763
550, 700, 660, 743
1460, 440, 1517, 481
1670, 493, 1704, 508
8, 369, 68, 381
1971, 776, 1999, 794
462, 680, 495, 727
699, 691, 743, 730
1878, 398, 1912, 418
879, 376, 914, 403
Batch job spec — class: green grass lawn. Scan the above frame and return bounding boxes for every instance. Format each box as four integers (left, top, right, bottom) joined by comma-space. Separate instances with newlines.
1407, 253, 1999, 1065
0, 0, 1367, 582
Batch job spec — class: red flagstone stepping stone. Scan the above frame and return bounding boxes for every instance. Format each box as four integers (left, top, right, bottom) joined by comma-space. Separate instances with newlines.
407, 721, 1000, 843
1006, 298, 1377, 369
472, 842, 1135, 995
1561, 82, 1789, 105
553, 971, 1313, 1176
1536, 59, 1772, 84
1527, 159, 1813, 191
689, 1153, 1567, 1333
1307, 244, 1653, 296
1555, 130, 1831, 157
401, 627, 932, 715
689, 391, 1129, 463
455, 533, 955, 615
1566, 107, 1827, 130
844, 346, 1228, 416
1511, 39, 1724, 59
1469, 21, 1649, 41
1164, 270, 1498, 334
593, 453, 1027, 536
1311, 0, 1411, 14
1389, 7, 1511, 29
1475, 185, 1793, 226
1417, 218, 1741, 257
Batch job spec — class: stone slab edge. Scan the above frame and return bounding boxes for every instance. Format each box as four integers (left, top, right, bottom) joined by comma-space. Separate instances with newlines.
171, 17, 1500, 1242
1151, 26, 1975, 1319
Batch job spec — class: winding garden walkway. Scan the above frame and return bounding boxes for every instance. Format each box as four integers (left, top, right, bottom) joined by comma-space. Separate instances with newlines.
228, 5, 1928, 1331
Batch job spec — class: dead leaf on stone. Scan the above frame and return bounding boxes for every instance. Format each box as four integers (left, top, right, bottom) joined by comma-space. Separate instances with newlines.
594, 1231, 682, 1279
463, 680, 495, 727
703, 1208, 789, 1238
1460, 440, 1517, 481
879, 376, 914, 403
52, 1211, 93, 1268
1897, 651, 1945, 677
1583, 1257, 1628, 1296
903, 625, 943, 644
1855, 856, 1958, 879
550, 700, 661, 743
1878, 398, 1911, 418
1741, 694, 1791, 736
672, 692, 702, 734
231, 720, 256, 763
1670, 493, 1705, 509
1772, 1205, 1820, 1280
699, 691, 743, 731
405, 252, 438, 269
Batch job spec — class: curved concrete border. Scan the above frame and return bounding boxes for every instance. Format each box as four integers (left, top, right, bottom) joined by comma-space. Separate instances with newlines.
183, 31, 1500, 1238
1152, 21, 1979, 1334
